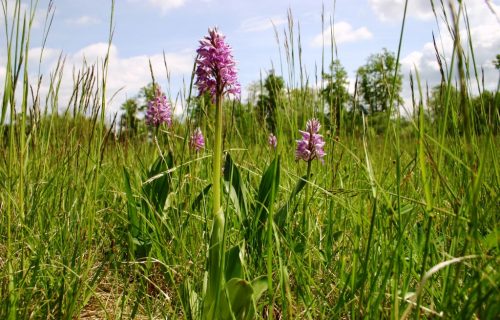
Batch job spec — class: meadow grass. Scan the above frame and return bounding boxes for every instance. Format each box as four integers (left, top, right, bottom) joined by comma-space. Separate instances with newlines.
1, 0, 499, 319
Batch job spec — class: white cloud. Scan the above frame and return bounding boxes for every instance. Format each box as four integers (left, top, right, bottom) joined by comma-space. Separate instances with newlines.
401, 51, 423, 69
3, 1, 48, 29
369, 0, 434, 22
0, 66, 5, 86
399, 0, 500, 114
311, 22, 373, 47
347, 76, 356, 95
128, 0, 186, 14
28, 47, 61, 63
65, 15, 101, 26
240, 16, 287, 32
25, 43, 194, 119
401, 1, 500, 89
72, 42, 117, 63
77, 44, 193, 114
401, 43, 441, 75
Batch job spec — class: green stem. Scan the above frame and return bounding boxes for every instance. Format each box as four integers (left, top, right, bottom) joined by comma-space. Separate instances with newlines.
205, 211, 225, 319
303, 160, 312, 214
213, 94, 222, 217
204, 92, 225, 319
303, 160, 312, 269
267, 157, 279, 320
267, 223, 274, 320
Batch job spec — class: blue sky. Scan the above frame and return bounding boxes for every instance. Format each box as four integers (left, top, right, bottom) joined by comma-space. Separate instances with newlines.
2, 0, 500, 117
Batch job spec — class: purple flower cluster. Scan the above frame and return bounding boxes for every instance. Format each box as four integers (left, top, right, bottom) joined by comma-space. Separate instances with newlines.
268, 133, 277, 149
145, 87, 172, 128
190, 127, 205, 152
296, 118, 326, 163
195, 27, 240, 100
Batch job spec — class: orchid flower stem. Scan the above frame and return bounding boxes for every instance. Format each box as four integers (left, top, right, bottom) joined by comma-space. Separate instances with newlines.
196, 27, 238, 318
304, 160, 312, 269
204, 92, 225, 319
213, 94, 222, 217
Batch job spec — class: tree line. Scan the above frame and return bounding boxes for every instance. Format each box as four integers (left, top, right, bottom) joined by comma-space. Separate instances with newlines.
119, 49, 499, 137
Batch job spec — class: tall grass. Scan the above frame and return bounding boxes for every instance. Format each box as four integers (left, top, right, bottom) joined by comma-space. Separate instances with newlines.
1, 0, 499, 319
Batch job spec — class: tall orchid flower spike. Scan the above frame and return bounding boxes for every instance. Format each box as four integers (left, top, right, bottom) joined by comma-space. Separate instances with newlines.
195, 27, 240, 100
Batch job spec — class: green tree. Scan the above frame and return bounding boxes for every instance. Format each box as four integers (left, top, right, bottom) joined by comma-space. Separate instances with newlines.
321, 59, 349, 133
426, 84, 460, 133
119, 83, 163, 136
138, 82, 160, 111
470, 90, 499, 134
246, 81, 261, 106
256, 71, 285, 133
495, 54, 500, 92
357, 49, 403, 114
120, 98, 140, 136
427, 84, 460, 120
427, 84, 499, 135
